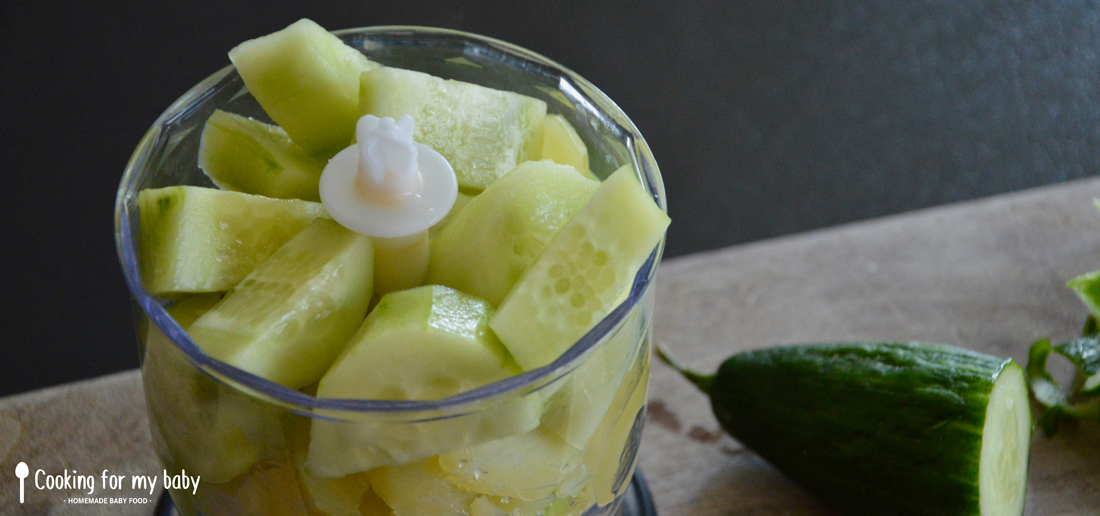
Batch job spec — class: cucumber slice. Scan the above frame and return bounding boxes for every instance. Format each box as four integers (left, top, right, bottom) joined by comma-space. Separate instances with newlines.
188, 218, 373, 389
359, 67, 547, 190
540, 114, 595, 180
428, 160, 599, 307
664, 342, 1031, 516
198, 109, 325, 201
229, 19, 379, 156
143, 293, 276, 485
490, 165, 669, 370
138, 186, 327, 296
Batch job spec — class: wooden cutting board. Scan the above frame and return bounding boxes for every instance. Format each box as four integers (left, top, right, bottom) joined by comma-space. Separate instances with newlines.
2, 177, 1099, 515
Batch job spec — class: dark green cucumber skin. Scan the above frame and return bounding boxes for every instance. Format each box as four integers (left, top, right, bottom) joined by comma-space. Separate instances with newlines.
709, 342, 1011, 516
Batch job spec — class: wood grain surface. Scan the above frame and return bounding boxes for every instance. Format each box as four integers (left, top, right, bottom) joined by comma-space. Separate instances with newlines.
2, 178, 1100, 515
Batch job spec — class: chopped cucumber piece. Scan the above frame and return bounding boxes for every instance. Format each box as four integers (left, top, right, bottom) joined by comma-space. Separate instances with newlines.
359, 67, 547, 190
469, 497, 510, 516
198, 110, 325, 201
581, 346, 649, 507
189, 218, 373, 389
665, 342, 1031, 516
490, 166, 669, 370
439, 427, 585, 502
138, 186, 327, 296
365, 458, 474, 516
429, 160, 598, 307
540, 292, 650, 449
317, 285, 518, 402
1068, 270, 1100, 317
540, 114, 595, 180
307, 286, 537, 477
191, 454, 311, 516
143, 293, 276, 484
229, 19, 379, 156
428, 191, 473, 238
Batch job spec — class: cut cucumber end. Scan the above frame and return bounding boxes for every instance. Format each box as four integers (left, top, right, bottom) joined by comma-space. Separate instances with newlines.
979, 362, 1030, 516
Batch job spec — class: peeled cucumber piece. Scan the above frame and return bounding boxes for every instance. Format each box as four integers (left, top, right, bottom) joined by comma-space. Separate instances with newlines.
540, 114, 595, 180
142, 293, 275, 484
316, 285, 518, 402
540, 290, 651, 449
230, 19, 379, 157
428, 191, 473, 238
366, 458, 475, 516
429, 160, 599, 307
490, 165, 669, 370
198, 109, 326, 201
307, 285, 537, 477
580, 342, 649, 507
664, 342, 1031, 516
138, 186, 327, 296
359, 66, 547, 190
189, 218, 373, 389
439, 426, 585, 502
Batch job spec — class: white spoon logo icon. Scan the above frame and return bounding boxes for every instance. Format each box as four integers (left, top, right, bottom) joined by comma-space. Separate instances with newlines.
15, 462, 28, 503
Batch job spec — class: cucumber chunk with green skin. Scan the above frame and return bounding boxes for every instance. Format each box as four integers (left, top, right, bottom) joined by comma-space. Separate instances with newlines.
307, 286, 538, 477
138, 186, 328, 296
359, 67, 547, 190
229, 19, 380, 157
429, 160, 599, 307
189, 218, 373, 389
490, 165, 669, 370
199, 110, 326, 201
661, 342, 1030, 516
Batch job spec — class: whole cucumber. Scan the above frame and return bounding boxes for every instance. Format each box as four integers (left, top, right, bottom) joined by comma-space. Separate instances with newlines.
660, 342, 1031, 516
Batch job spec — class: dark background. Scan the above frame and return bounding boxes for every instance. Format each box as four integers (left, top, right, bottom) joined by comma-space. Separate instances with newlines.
4, 1, 1100, 397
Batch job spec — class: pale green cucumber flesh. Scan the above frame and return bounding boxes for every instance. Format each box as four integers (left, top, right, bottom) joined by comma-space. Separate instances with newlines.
229, 19, 379, 156
708, 342, 1031, 516
138, 186, 327, 296
540, 114, 595, 180
198, 109, 325, 201
359, 66, 547, 190
143, 293, 273, 484
490, 165, 669, 371
317, 285, 518, 402
188, 218, 373, 389
306, 285, 533, 477
429, 160, 598, 307
438, 427, 585, 502
978, 363, 1030, 516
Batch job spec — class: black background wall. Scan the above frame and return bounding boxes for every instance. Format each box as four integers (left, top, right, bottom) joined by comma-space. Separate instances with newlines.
4, 0, 1100, 396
